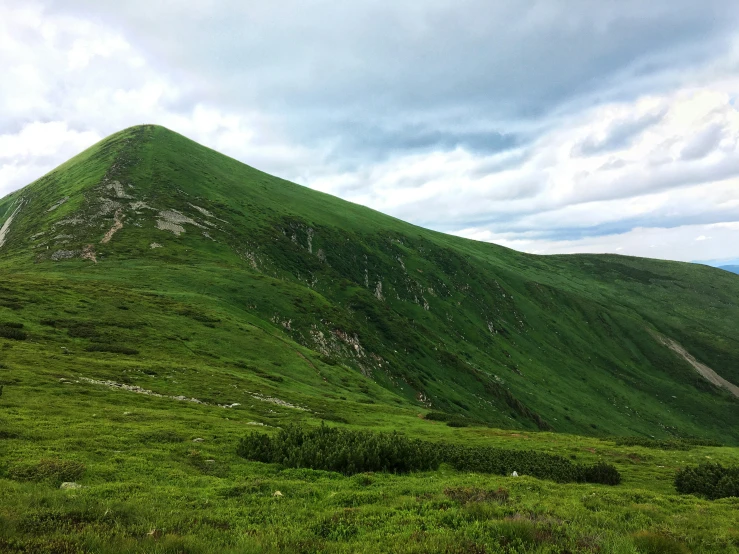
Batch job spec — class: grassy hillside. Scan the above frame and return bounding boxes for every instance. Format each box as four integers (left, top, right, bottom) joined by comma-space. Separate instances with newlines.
1, 124, 738, 552
1, 124, 736, 441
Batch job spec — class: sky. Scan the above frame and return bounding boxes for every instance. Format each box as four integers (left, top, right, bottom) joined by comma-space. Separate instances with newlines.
2, 1, 739, 264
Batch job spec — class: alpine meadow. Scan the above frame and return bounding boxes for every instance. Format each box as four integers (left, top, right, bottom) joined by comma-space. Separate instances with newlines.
0, 124, 738, 553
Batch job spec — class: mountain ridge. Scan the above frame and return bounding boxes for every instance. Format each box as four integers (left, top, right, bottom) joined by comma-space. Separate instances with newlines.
1, 124, 738, 443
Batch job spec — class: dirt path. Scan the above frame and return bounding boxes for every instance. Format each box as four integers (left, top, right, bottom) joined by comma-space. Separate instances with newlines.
101, 209, 124, 243
654, 333, 739, 398
78, 376, 306, 410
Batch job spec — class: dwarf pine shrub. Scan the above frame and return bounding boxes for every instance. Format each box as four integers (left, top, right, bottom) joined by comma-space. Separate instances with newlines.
675, 463, 739, 499
0, 325, 27, 340
237, 424, 621, 485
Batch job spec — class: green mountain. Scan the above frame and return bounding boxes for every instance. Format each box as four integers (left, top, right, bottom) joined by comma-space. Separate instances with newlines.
1, 124, 738, 443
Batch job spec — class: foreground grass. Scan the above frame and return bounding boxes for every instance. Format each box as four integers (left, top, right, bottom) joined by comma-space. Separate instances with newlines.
1, 355, 738, 553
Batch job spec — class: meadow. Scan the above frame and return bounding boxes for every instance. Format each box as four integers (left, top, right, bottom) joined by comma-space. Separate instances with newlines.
0, 270, 737, 553
0, 124, 738, 552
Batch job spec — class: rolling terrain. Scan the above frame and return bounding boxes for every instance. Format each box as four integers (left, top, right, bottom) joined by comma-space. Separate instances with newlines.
1, 124, 738, 553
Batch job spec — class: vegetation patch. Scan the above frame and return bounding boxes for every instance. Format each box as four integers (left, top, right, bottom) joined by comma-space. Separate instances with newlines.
674, 462, 739, 499
0, 325, 27, 340
85, 344, 139, 355
238, 424, 621, 484
632, 531, 690, 554
424, 411, 489, 428
443, 486, 509, 504
8, 459, 85, 485
615, 436, 722, 450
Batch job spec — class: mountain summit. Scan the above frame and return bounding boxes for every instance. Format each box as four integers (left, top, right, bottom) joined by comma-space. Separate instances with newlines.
1, 124, 738, 442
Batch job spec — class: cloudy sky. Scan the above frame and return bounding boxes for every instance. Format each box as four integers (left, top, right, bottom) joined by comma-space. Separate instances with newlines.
3, 1, 739, 264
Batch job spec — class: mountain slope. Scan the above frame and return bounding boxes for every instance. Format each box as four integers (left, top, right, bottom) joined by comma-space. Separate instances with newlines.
1, 124, 738, 443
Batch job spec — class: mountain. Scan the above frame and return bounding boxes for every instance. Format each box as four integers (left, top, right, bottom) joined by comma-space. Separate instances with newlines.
720, 265, 739, 275
1, 124, 738, 443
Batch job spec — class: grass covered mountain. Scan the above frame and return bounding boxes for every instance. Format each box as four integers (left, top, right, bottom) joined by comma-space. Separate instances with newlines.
1, 123, 738, 443
2, 124, 739, 553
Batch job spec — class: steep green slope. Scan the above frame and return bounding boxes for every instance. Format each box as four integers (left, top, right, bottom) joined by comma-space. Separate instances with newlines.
1, 124, 738, 444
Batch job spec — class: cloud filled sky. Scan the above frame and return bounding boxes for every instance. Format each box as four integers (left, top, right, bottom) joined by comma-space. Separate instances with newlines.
2, 0, 739, 264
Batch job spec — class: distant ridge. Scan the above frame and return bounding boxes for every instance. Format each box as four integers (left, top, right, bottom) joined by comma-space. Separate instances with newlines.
720, 265, 739, 275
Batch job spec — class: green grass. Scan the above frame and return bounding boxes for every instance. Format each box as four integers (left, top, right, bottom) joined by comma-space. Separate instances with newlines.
0, 124, 737, 552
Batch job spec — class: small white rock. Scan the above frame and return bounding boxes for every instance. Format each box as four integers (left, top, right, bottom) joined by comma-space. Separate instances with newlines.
511, 471, 519, 477
192, 437, 204, 442
60, 482, 83, 490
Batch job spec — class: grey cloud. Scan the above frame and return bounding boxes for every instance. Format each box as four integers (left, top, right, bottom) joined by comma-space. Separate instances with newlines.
576, 108, 667, 155
581, 153, 739, 203
599, 158, 627, 171
320, 123, 519, 167
680, 123, 725, 160
468, 150, 533, 179
43, 0, 739, 164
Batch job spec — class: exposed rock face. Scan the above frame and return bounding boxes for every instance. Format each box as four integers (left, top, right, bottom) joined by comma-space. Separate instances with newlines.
0, 201, 23, 250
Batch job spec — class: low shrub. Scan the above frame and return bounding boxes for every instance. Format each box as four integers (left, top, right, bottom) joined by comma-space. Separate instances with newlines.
237, 424, 437, 475
439, 442, 584, 483
424, 411, 488, 428
237, 424, 621, 485
444, 486, 509, 504
674, 462, 739, 499
67, 324, 100, 339
614, 436, 722, 450
424, 411, 453, 421
0, 326, 27, 340
0, 322, 23, 328
580, 462, 622, 485
8, 458, 85, 484
138, 429, 185, 443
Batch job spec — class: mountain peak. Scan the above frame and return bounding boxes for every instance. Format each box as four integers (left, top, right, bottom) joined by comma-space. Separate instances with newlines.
1, 126, 738, 442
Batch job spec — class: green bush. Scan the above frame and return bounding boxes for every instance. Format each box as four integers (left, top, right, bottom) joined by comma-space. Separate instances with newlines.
0, 326, 27, 340
424, 411, 453, 421
237, 425, 622, 485
614, 436, 722, 450
675, 462, 739, 499
237, 424, 438, 475
438, 442, 584, 483
424, 411, 488, 428
137, 429, 185, 443
580, 462, 622, 485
